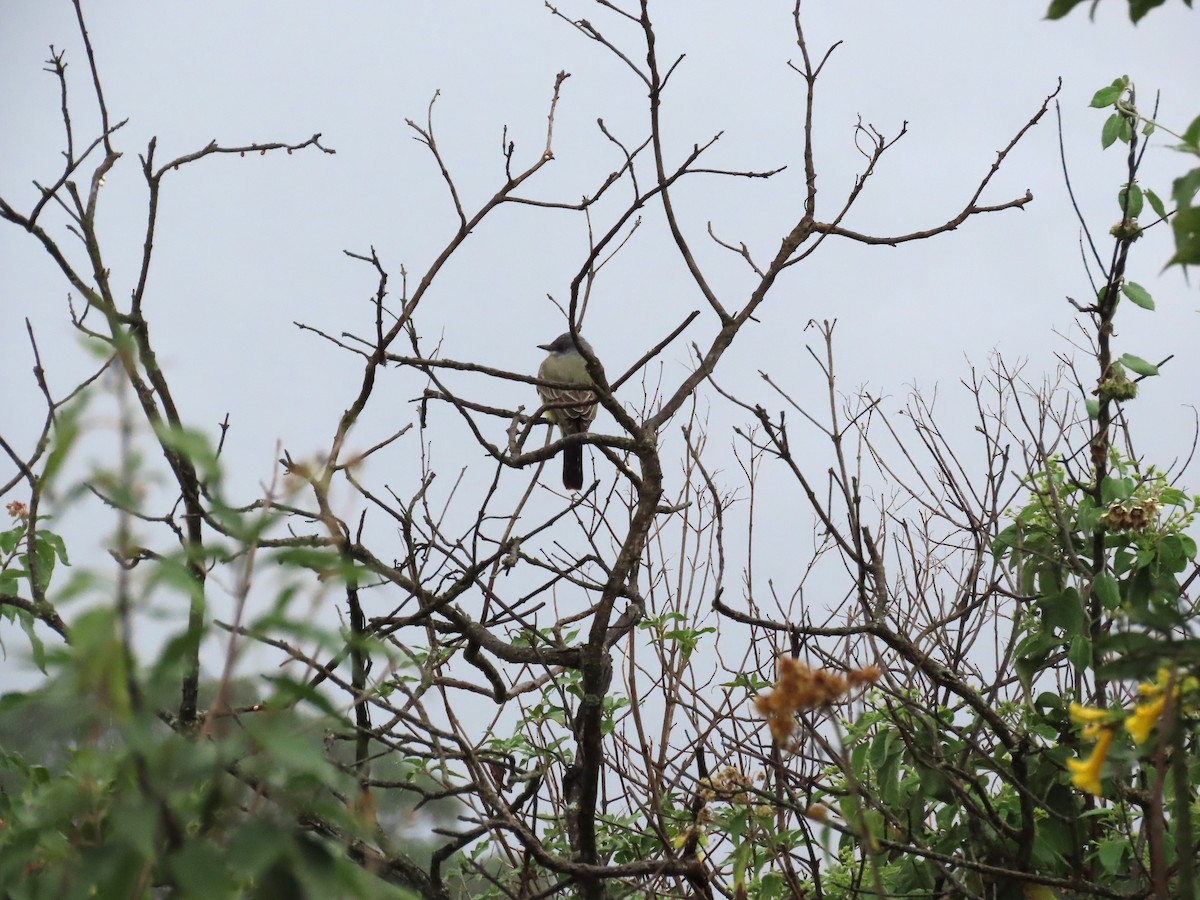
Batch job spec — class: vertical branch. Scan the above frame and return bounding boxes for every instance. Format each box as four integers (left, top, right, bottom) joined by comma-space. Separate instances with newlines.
1088, 89, 1140, 710
113, 363, 144, 713
347, 575, 373, 792
790, 1, 841, 219
1173, 699, 1196, 899
71, 0, 113, 157
637, 0, 729, 324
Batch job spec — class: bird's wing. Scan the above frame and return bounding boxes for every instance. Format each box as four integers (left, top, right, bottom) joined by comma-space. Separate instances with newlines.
537, 383, 598, 429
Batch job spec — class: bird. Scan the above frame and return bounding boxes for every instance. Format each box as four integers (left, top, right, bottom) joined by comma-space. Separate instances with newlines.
536, 332, 599, 490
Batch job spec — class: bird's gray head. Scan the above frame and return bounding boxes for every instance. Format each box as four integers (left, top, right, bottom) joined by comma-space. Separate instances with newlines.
538, 332, 593, 356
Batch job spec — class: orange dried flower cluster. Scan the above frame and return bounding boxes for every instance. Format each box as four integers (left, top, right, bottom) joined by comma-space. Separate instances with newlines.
804, 803, 830, 823
699, 766, 757, 805
753, 657, 882, 744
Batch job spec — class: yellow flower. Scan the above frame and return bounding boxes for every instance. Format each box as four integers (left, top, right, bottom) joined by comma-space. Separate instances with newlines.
1069, 702, 1108, 723
1069, 702, 1111, 739
1126, 693, 1166, 745
1138, 666, 1179, 697
1067, 727, 1114, 796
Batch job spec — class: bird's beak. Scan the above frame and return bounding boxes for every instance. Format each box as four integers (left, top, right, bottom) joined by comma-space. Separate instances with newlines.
537, 343, 553, 351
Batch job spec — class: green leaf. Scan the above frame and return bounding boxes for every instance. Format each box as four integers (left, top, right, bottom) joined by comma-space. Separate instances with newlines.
869, 728, 899, 770
41, 397, 84, 488
1121, 282, 1154, 310
850, 739, 869, 777
1182, 113, 1200, 153
16, 608, 47, 673
244, 714, 345, 787
1173, 167, 1200, 209
1145, 189, 1166, 219
1159, 535, 1188, 572
0, 524, 23, 556
731, 840, 752, 889
272, 547, 346, 572
229, 825, 295, 883
1097, 838, 1127, 874
1039, 587, 1085, 633
1181, 534, 1198, 561
153, 423, 220, 482
1015, 631, 1058, 690
1068, 634, 1092, 671
1046, 0, 1089, 18
1035, 691, 1064, 712
25, 538, 57, 590
1169, 206, 1200, 267
1118, 183, 1144, 217
1089, 84, 1125, 108
168, 840, 236, 894
1101, 114, 1123, 149
1095, 635, 1161, 680
1093, 574, 1121, 610
1030, 813, 1073, 870
1130, 0, 1170, 21
1101, 476, 1134, 504
721, 672, 771, 690
1118, 353, 1158, 377
261, 675, 343, 719
40, 530, 70, 566
1161, 487, 1188, 506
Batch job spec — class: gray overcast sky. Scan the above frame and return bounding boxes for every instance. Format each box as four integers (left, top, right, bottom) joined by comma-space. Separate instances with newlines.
2, 2, 1199, 669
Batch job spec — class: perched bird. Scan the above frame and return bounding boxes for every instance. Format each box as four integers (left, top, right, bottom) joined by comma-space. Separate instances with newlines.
536, 332, 599, 490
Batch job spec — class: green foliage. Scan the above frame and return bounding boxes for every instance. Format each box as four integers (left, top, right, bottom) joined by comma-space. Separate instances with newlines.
1090, 73, 1200, 274
796, 70, 1200, 898
0, 609, 417, 899
1121, 280, 1155, 309
1, 456, 421, 898
796, 700, 1084, 897
639, 609, 716, 661
1047, 0, 1193, 23
996, 455, 1199, 689
1, 508, 70, 671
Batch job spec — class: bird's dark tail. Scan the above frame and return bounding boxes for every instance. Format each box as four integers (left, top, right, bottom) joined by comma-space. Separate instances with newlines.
563, 445, 584, 490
